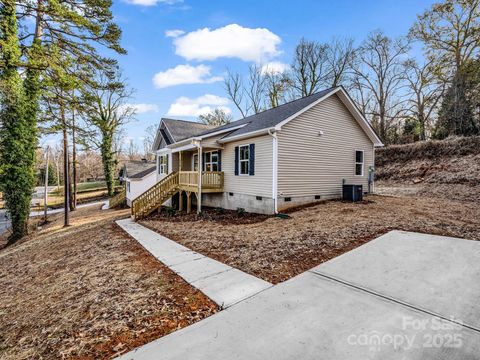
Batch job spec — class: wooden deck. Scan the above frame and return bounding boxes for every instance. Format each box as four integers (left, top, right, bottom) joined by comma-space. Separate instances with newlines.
131, 171, 224, 219
178, 171, 224, 193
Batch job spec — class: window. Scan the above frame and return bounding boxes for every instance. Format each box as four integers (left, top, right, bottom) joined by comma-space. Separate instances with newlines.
192, 151, 219, 171
192, 153, 198, 171
204, 151, 219, 171
239, 145, 250, 175
159, 154, 168, 175
355, 150, 364, 176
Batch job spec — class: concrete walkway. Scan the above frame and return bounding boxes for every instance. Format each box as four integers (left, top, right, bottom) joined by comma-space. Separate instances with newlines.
116, 219, 271, 308
118, 230, 480, 360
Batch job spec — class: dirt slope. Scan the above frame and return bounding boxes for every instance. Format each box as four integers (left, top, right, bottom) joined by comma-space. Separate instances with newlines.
375, 136, 480, 202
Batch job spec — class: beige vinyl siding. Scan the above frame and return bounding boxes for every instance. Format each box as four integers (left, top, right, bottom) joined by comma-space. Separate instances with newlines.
171, 152, 178, 173
201, 134, 224, 149
178, 151, 193, 171
277, 94, 374, 197
222, 135, 273, 198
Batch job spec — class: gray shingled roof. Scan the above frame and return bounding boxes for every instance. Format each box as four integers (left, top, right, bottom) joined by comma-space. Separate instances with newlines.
123, 160, 156, 179
195, 87, 338, 140
162, 118, 216, 142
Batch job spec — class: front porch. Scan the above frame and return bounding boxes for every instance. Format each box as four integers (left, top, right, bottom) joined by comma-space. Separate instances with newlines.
132, 146, 224, 219
177, 170, 224, 214
171, 146, 224, 214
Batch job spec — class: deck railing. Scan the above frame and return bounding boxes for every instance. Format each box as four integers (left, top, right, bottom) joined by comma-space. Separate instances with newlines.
132, 171, 179, 219
131, 171, 224, 220
178, 171, 224, 189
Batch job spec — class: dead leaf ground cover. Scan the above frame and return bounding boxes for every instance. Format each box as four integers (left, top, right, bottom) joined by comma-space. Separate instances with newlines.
142, 194, 480, 284
0, 206, 217, 359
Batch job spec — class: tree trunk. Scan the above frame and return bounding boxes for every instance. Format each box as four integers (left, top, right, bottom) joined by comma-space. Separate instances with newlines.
69, 109, 77, 211
68, 153, 74, 211
61, 101, 70, 227
72, 96, 77, 209
1, 1, 31, 244
101, 132, 116, 196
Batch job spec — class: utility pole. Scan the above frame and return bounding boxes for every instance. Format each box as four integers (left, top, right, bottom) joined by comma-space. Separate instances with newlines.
43, 146, 50, 223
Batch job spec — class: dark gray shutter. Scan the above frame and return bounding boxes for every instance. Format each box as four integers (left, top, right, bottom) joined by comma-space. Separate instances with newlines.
203, 152, 207, 171
217, 150, 222, 171
234, 146, 239, 175
249, 144, 255, 175
166, 155, 169, 173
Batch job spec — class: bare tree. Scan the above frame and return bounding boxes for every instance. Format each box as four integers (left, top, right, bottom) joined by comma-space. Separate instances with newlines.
198, 109, 233, 126
403, 59, 445, 140
410, 0, 480, 78
224, 66, 267, 117
224, 70, 248, 118
264, 70, 291, 108
81, 70, 136, 195
326, 37, 356, 87
351, 30, 411, 144
246, 65, 267, 114
127, 139, 141, 160
142, 124, 157, 160
291, 38, 330, 97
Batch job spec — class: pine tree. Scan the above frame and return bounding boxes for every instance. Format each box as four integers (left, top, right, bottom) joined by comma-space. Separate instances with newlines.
0, 0, 125, 241
435, 70, 478, 138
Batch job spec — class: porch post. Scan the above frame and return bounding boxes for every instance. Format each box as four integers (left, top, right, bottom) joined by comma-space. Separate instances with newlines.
186, 191, 191, 214
197, 146, 202, 214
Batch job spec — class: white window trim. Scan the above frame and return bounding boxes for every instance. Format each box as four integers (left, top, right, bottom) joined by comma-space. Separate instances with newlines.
355, 150, 364, 176
159, 154, 168, 175
192, 153, 198, 171
204, 150, 219, 172
238, 144, 250, 176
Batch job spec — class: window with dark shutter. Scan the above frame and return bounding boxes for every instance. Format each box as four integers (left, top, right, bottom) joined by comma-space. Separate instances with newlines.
249, 143, 255, 175
234, 146, 239, 175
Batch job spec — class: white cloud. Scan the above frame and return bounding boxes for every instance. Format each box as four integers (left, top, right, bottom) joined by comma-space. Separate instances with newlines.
172, 24, 281, 62
124, 0, 182, 6
127, 103, 160, 114
153, 64, 222, 88
261, 61, 289, 75
165, 29, 185, 38
167, 94, 231, 117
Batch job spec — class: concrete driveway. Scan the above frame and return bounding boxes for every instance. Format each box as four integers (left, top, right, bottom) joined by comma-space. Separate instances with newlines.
119, 231, 480, 360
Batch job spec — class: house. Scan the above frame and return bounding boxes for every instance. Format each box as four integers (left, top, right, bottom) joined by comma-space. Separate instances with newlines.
120, 160, 157, 206
129, 86, 383, 219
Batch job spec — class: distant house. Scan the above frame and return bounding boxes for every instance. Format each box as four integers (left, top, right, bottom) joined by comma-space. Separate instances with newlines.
128, 86, 383, 218
121, 160, 156, 206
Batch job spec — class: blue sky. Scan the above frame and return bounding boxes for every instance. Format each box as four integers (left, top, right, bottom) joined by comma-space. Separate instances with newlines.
45, 0, 437, 149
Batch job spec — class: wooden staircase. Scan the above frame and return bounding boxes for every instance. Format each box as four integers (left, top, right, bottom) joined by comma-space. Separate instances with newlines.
131, 172, 179, 220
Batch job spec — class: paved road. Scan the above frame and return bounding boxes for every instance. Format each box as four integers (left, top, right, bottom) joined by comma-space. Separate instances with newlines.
0, 210, 9, 236
118, 231, 480, 360
0, 200, 109, 236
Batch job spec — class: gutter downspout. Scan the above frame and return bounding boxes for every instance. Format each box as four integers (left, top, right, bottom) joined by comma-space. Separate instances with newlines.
268, 129, 278, 214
